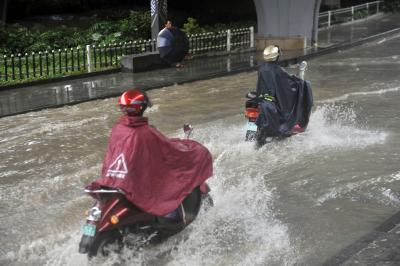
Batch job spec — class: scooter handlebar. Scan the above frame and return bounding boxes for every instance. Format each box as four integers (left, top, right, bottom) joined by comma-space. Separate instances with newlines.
183, 124, 194, 139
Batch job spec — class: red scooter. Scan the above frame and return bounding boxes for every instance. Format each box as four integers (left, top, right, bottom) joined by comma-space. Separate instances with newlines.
79, 184, 211, 257
79, 125, 212, 257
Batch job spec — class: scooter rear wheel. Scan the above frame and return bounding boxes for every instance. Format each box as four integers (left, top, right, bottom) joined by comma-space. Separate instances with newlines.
88, 230, 123, 257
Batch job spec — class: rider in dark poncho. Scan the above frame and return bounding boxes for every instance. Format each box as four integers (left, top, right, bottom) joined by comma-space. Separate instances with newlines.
255, 45, 313, 146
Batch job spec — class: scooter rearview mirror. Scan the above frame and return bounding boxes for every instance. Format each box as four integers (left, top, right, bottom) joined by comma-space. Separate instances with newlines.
183, 124, 193, 139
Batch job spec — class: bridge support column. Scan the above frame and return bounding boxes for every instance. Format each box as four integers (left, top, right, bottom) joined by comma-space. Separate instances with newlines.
256, 36, 306, 51
150, 0, 168, 43
253, 0, 321, 50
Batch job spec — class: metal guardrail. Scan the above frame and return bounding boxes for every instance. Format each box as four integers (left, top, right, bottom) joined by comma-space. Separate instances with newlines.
318, 1, 383, 28
0, 39, 157, 82
0, 27, 254, 83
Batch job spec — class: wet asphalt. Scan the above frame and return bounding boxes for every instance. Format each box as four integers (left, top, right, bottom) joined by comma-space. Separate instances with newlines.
1, 12, 400, 265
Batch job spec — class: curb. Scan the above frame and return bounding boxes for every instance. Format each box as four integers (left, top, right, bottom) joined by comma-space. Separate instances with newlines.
323, 211, 400, 265
0, 68, 120, 91
0, 48, 256, 92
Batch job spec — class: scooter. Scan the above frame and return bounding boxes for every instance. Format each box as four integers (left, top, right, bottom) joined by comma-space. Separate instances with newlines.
244, 94, 305, 142
79, 125, 212, 257
244, 61, 308, 143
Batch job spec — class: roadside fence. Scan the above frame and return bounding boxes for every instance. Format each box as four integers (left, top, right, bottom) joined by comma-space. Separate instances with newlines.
319, 1, 383, 28
0, 0, 385, 83
0, 27, 254, 83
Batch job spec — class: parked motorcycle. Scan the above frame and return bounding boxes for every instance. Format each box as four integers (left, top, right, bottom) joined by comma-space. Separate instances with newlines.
79, 125, 213, 257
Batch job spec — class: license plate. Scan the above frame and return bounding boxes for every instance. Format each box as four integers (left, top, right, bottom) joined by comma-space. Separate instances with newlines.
246, 121, 257, 132
82, 223, 96, 237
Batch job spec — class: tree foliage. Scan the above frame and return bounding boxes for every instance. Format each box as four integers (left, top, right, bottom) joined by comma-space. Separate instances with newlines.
1, 9, 254, 55
182, 17, 255, 35
0, 9, 151, 54
182, 17, 205, 34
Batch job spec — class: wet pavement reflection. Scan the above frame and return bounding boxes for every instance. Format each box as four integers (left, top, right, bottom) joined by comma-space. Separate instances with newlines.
0, 52, 256, 117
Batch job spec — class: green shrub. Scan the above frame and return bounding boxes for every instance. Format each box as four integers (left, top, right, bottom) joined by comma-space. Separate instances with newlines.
182, 17, 205, 35
1, 9, 254, 55
354, 10, 368, 20
182, 17, 256, 35
85, 10, 151, 44
1, 24, 36, 53
1, 9, 151, 54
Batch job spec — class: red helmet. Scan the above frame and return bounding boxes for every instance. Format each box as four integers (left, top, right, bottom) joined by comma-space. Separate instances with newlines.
118, 89, 151, 116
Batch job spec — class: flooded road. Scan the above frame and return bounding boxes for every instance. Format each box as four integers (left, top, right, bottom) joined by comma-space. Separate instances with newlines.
1, 33, 400, 265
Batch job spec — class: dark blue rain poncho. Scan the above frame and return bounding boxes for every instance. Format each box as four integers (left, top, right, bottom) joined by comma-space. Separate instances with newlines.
255, 62, 313, 137
157, 27, 189, 64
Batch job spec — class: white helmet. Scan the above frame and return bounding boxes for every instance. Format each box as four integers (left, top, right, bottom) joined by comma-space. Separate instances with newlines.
263, 45, 280, 62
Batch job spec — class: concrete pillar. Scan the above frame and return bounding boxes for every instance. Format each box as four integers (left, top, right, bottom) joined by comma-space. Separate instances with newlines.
253, 0, 321, 50
255, 36, 307, 51
151, 0, 168, 42
312, 0, 322, 47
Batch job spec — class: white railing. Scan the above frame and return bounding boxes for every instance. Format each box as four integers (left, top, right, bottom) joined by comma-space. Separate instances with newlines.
319, 1, 384, 28
1, 26, 255, 81
187, 27, 254, 55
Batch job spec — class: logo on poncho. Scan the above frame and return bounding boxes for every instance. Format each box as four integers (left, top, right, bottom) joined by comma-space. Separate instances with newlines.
106, 153, 128, 179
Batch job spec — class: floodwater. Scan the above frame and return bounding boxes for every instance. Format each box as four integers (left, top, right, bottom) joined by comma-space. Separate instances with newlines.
1, 33, 400, 266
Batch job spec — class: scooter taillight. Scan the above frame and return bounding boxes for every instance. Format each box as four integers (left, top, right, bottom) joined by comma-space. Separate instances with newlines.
245, 108, 259, 120
291, 124, 305, 134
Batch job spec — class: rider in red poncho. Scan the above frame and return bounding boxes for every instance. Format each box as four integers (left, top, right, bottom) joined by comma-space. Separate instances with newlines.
88, 89, 213, 218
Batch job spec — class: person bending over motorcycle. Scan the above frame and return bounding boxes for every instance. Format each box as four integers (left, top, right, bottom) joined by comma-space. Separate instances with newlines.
254, 45, 313, 146
89, 89, 213, 225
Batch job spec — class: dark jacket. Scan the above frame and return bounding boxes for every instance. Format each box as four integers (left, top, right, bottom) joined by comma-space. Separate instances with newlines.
255, 62, 313, 137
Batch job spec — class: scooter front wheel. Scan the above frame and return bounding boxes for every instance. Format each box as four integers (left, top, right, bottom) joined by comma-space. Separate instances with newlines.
88, 230, 123, 258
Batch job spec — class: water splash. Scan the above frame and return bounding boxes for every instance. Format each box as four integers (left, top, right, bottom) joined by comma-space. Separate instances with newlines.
3, 98, 392, 266
2, 232, 87, 266
304, 104, 386, 149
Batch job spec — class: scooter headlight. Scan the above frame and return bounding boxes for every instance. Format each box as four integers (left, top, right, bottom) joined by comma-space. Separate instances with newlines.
87, 206, 102, 221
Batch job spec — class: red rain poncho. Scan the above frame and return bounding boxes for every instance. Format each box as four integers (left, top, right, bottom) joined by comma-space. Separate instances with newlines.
87, 116, 213, 216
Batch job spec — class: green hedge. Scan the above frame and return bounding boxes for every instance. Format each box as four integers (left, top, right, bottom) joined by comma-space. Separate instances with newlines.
1, 10, 151, 54
1, 10, 255, 55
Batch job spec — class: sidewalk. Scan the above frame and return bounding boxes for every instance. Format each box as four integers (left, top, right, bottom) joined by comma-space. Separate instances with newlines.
324, 212, 400, 266
1, 13, 400, 119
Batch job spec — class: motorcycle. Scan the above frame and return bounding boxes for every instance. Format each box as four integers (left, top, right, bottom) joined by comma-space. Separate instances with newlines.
79, 125, 213, 257
244, 95, 305, 142
244, 61, 309, 143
